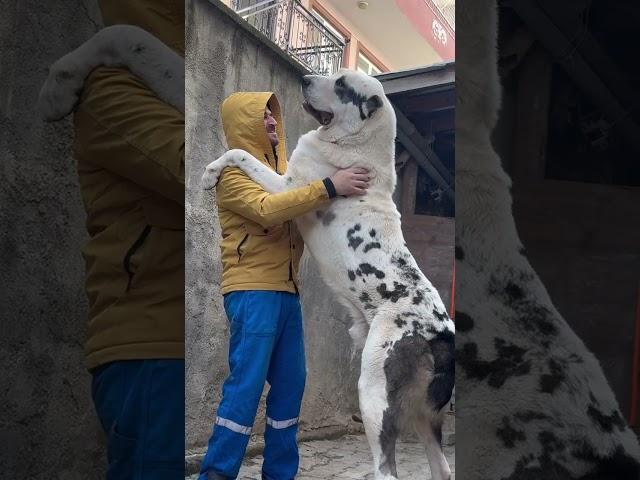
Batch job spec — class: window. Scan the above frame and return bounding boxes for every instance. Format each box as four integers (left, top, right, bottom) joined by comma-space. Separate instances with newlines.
357, 52, 381, 75
311, 8, 346, 44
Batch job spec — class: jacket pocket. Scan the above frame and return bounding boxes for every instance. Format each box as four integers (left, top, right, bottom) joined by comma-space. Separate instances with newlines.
123, 225, 152, 292
236, 233, 249, 263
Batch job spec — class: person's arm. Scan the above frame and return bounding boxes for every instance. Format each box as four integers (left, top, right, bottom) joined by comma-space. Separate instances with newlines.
216, 167, 337, 228
73, 67, 184, 205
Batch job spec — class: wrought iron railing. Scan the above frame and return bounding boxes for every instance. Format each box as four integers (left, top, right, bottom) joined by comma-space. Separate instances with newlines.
231, 0, 345, 75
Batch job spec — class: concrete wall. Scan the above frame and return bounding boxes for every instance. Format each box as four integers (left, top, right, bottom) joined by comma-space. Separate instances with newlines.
185, 0, 361, 455
1, 1, 106, 478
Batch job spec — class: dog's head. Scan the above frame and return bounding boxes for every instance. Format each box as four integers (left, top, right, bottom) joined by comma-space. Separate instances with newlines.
301, 69, 393, 140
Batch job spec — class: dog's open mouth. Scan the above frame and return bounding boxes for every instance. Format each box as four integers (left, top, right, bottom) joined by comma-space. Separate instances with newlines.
303, 101, 334, 126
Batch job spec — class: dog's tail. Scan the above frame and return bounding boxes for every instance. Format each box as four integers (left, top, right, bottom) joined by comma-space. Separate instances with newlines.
427, 329, 455, 411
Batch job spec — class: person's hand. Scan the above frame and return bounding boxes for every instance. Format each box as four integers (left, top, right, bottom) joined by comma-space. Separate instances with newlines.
330, 167, 370, 196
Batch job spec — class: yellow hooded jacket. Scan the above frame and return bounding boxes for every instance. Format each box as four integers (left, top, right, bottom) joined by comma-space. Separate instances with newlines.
217, 93, 333, 294
73, 0, 184, 370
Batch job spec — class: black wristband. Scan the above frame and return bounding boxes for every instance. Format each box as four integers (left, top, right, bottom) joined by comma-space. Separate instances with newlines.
323, 177, 338, 199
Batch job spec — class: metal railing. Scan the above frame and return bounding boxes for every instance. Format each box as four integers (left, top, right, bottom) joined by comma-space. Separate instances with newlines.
231, 0, 345, 75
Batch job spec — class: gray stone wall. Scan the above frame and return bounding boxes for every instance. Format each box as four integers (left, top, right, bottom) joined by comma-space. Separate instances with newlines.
185, 0, 361, 454
1, 1, 106, 478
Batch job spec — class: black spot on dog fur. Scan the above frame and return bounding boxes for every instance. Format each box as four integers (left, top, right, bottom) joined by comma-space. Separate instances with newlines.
369, 229, 376, 237
377, 282, 409, 303
315, 210, 324, 219
455, 246, 464, 260
587, 405, 626, 433
334, 75, 382, 120
539, 358, 565, 394
504, 281, 525, 302
348, 270, 356, 281
497, 416, 526, 448
348, 236, 364, 250
347, 224, 364, 250
412, 290, 425, 305
432, 309, 448, 322
393, 254, 407, 266
457, 338, 531, 388
363, 242, 381, 253
488, 270, 558, 338
455, 311, 474, 332
359, 291, 376, 310
394, 316, 407, 328
538, 430, 565, 452
359, 263, 385, 279
322, 211, 336, 226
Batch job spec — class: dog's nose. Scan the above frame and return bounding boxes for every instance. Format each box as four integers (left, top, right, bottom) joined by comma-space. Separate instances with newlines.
301, 76, 312, 87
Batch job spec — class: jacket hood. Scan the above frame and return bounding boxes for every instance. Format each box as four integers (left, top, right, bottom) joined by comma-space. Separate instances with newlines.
99, 0, 184, 56
220, 92, 287, 172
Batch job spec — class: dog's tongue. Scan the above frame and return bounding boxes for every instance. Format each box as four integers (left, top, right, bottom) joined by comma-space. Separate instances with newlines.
303, 101, 333, 126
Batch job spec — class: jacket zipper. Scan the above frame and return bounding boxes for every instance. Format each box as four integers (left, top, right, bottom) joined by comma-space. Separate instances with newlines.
123, 225, 152, 292
288, 223, 297, 293
237, 234, 249, 262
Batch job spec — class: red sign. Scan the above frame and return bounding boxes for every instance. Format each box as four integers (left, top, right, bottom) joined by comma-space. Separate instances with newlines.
395, 0, 455, 60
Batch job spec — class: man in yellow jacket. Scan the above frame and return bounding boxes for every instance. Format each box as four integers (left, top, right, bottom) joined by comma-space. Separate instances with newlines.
73, 1, 184, 478
199, 93, 369, 480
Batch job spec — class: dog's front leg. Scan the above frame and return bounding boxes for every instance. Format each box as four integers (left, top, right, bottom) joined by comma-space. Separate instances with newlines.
38, 24, 184, 121
202, 149, 289, 193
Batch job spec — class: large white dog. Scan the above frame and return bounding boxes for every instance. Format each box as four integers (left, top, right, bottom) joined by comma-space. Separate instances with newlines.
39, 24, 455, 480
203, 70, 456, 480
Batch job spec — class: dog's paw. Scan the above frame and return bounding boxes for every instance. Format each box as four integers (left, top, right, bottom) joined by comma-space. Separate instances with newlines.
38, 57, 84, 122
202, 163, 223, 190
225, 148, 248, 165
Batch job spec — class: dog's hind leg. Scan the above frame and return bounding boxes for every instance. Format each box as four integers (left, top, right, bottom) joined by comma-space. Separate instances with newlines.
359, 327, 399, 480
415, 416, 451, 480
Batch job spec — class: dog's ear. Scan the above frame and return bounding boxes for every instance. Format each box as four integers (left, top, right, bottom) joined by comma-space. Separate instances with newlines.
365, 95, 382, 118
